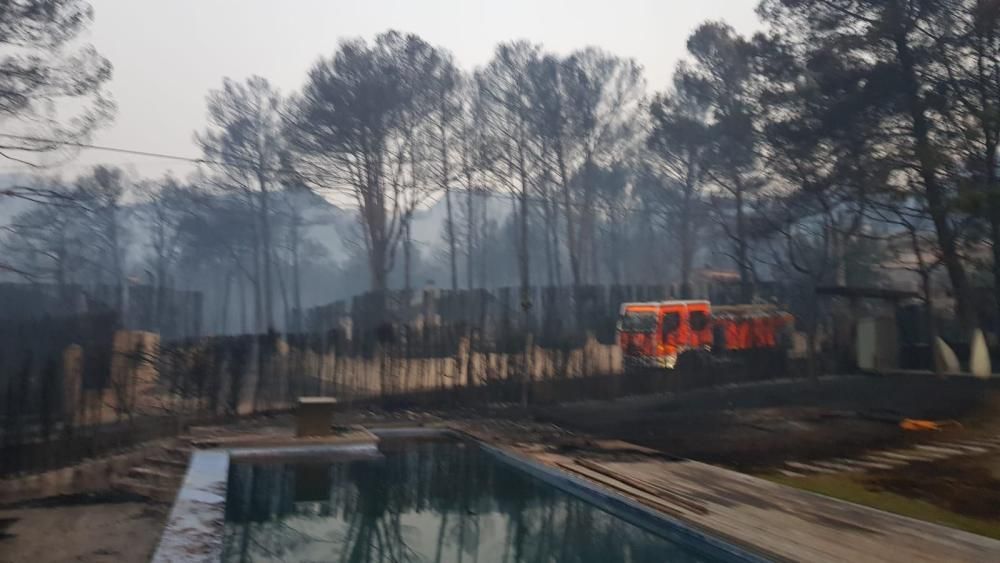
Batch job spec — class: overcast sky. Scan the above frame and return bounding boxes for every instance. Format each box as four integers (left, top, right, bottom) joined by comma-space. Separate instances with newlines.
18, 0, 761, 178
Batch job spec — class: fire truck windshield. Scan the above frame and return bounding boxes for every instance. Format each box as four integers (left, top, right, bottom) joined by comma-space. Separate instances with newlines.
620, 310, 656, 332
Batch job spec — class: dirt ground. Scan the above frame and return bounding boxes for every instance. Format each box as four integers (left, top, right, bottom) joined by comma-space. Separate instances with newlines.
535, 374, 1000, 470
0, 492, 168, 563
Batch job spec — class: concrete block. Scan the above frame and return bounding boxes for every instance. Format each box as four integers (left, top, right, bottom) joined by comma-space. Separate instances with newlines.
857, 316, 898, 371
857, 318, 876, 371
295, 397, 338, 437
934, 337, 961, 374
969, 328, 991, 378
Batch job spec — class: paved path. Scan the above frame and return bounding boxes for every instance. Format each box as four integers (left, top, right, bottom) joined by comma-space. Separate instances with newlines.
532, 451, 1000, 562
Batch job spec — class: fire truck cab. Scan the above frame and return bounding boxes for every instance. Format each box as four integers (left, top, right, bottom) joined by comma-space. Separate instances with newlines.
617, 300, 792, 370
617, 300, 712, 369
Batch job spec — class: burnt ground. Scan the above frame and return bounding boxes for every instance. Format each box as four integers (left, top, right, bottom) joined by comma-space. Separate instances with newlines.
534, 374, 1000, 471
3, 373, 999, 559
0, 491, 169, 563
344, 375, 1000, 539
865, 453, 1000, 521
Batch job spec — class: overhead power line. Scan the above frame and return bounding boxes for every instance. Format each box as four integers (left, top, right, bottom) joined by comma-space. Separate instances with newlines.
0, 133, 225, 167
0, 133, 664, 215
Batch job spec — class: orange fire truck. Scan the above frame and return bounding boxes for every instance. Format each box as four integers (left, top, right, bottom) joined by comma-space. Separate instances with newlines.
617, 300, 794, 369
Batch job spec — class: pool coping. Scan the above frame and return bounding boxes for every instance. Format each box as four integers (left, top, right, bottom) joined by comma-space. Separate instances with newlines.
151, 427, 769, 562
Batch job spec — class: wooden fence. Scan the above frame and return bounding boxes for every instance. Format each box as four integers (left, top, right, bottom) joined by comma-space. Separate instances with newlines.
1, 283, 801, 477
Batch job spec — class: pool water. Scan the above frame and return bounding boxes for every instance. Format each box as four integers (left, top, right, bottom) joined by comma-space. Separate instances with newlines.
223, 439, 729, 562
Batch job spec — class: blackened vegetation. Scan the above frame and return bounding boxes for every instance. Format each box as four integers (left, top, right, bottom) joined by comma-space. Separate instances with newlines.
0, 283, 203, 340
541, 375, 999, 470
867, 456, 1000, 520
0, 313, 118, 475
0, 280, 206, 475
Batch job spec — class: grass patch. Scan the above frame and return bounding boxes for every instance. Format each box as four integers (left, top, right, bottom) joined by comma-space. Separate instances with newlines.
764, 472, 1000, 541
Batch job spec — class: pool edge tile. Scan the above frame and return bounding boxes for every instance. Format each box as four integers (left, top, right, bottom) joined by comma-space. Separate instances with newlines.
152, 450, 229, 563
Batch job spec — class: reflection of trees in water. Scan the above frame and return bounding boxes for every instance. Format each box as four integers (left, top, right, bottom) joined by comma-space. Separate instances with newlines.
224, 463, 347, 562
223, 441, 707, 562
339, 460, 422, 563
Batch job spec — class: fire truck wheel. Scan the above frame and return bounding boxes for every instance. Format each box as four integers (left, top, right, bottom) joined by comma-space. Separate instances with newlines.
677, 350, 709, 372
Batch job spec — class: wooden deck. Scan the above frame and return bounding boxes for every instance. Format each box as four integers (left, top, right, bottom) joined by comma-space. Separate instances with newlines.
532, 452, 1000, 562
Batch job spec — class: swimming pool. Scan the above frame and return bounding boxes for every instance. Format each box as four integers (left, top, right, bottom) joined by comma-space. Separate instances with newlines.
219, 437, 748, 562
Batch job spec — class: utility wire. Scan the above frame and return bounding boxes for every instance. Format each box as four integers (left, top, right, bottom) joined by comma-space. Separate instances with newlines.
0, 133, 226, 168
0, 132, 664, 215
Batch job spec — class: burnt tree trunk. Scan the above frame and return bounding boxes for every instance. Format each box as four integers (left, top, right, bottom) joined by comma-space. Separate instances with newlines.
892, 19, 976, 331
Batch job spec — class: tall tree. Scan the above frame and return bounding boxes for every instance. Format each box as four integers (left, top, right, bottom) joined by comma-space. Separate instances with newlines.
677, 22, 763, 303
288, 31, 442, 298
648, 73, 713, 297
1, 180, 86, 303
477, 41, 543, 308
928, 1, 1000, 328
175, 192, 257, 334
272, 180, 327, 333
197, 76, 286, 332
137, 176, 195, 331
559, 48, 645, 283
748, 29, 892, 371
455, 79, 490, 289
760, 0, 979, 329
76, 165, 128, 309
590, 164, 632, 284
426, 53, 464, 290
528, 49, 645, 287
0, 0, 113, 174
526, 54, 573, 287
